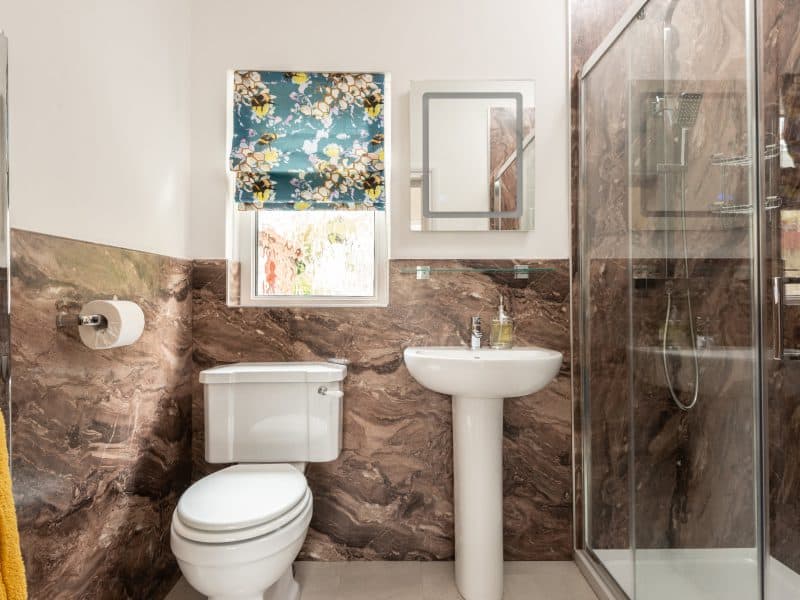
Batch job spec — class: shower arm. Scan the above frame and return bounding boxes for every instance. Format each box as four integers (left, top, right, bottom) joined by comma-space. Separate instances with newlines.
680, 127, 688, 166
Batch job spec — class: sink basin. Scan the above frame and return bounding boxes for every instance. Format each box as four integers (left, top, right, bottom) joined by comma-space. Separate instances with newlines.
404, 346, 562, 398
403, 345, 563, 600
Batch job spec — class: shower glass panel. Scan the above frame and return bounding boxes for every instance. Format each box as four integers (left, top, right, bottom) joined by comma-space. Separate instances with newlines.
760, 0, 800, 598
580, 0, 761, 598
580, 14, 636, 597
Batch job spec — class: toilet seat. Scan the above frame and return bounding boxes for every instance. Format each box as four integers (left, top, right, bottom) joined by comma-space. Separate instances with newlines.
173, 464, 311, 544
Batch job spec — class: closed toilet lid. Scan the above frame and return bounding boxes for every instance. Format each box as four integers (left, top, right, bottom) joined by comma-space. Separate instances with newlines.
177, 464, 308, 532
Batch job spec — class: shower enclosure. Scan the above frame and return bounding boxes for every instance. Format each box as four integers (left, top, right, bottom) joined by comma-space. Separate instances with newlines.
578, 0, 800, 598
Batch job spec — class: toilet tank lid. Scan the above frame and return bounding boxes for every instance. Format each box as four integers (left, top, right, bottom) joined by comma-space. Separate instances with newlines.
199, 361, 347, 384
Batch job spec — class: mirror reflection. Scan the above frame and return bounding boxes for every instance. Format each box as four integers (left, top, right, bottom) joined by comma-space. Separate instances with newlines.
409, 80, 535, 231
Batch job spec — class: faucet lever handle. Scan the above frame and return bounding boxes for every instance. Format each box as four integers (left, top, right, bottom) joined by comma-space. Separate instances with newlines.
470, 316, 483, 350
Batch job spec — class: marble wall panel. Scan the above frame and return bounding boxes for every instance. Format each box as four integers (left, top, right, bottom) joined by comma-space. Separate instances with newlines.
763, 0, 800, 576
192, 259, 573, 561
10, 229, 193, 600
630, 259, 756, 549
578, 13, 634, 556
585, 259, 630, 551
569, 0, 633, 551
0, 267, 9, 444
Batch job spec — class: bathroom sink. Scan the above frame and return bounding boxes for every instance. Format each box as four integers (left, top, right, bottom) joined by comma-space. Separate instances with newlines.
403, 346, 562, 398
403, 345, 563, 600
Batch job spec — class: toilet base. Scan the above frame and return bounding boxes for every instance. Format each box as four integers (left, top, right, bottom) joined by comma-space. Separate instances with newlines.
263, 567, 300, 600
207, 567, 299, 600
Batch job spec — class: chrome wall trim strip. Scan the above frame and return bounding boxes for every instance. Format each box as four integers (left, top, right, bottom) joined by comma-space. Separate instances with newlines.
579, 0, 651, 80
574, 550, 630, 600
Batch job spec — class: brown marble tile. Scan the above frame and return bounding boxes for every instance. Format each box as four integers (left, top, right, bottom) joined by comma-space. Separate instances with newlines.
10, 229, 193, 600
192, 259, 573, 560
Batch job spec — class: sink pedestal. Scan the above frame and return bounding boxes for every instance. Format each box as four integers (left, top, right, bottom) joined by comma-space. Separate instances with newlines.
402, 347, 563, 600
452, 396, 504, 600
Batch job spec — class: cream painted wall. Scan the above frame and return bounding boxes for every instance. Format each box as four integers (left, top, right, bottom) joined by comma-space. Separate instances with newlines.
0, 0, 569, 260
1, 0, 192, 258
189, 0, 570, 259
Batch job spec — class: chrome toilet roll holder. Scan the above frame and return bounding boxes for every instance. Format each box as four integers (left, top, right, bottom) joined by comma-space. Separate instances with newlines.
56, 294, 122, 330
55, 298, 145, 350
55, 313, 108, 329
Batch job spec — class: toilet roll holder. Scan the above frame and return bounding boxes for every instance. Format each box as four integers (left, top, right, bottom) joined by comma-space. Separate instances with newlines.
56, 313, 108, 329
55, 299, 145, 350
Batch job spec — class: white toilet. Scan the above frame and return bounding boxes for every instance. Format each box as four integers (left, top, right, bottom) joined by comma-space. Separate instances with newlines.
170, 362, 346, 600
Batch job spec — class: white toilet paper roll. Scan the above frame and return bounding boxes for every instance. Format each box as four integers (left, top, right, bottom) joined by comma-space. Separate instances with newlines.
78, 300, 145, 350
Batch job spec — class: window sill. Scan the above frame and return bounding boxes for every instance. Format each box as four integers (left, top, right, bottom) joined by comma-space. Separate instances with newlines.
231, 296, 390, 309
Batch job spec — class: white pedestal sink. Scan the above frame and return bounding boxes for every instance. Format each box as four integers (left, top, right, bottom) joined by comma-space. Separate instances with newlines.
403, 346, 563, 600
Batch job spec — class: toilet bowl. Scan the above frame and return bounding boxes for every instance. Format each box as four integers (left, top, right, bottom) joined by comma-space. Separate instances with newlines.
171, 464, 313, 600
171, 362, 346, 600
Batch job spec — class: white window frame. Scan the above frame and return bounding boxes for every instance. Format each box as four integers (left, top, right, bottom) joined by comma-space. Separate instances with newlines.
233, 208, 389, 308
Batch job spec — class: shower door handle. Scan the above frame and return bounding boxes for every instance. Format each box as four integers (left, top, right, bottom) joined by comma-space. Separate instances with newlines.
772, 275, 800, 360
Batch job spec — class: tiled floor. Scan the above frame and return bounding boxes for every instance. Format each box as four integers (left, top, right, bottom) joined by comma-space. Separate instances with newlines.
166, 561, 598, 600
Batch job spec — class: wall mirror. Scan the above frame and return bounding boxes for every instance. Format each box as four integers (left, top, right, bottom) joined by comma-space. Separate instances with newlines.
409, 80, 535, 232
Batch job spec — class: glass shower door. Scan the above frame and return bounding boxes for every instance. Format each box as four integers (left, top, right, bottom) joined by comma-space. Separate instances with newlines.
581, 0, 762, 598
629, 1, 761, 599
580, 12, 636, 597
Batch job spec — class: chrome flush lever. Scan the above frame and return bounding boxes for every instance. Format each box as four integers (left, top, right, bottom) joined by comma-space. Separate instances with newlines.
317, 386, 344, 399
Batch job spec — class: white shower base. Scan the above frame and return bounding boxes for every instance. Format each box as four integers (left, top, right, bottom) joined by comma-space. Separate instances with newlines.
592, 548, 800, 600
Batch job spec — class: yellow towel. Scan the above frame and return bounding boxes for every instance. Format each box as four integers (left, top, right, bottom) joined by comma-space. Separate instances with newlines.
0, 411, 26, 600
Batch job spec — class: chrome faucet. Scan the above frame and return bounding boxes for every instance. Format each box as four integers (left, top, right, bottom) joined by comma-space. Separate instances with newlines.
470, 316, 483, 350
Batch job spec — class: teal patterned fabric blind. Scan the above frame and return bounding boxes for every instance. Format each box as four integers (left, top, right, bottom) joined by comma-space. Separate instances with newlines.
229, 71, 386, 211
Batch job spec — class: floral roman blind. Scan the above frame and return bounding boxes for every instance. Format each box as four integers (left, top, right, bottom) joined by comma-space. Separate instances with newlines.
229, 71, 386, 211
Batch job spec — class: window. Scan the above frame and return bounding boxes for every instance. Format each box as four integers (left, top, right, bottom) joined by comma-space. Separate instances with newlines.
257, 211, 375, 297
234, 208, 388, 307
228, 70, 389, 307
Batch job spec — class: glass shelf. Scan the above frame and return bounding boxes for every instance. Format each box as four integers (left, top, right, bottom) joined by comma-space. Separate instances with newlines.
398, 265, 555, 280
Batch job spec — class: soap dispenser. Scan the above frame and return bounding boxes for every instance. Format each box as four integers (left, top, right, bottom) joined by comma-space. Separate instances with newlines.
489, 295, 514, 349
